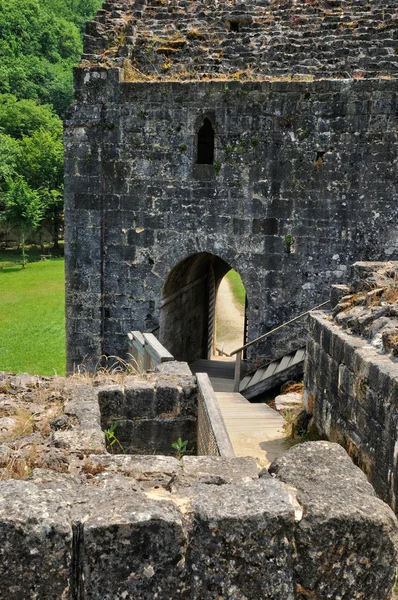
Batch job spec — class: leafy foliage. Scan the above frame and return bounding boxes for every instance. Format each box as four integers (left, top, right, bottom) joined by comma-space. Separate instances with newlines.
172, 438, 189, 459
1, 178, 43, 231
0, 178, 44, 265
0, 0, 102, 114
104, 422, 124, 453
0, 0, 102, 249
0, 95, 62, 139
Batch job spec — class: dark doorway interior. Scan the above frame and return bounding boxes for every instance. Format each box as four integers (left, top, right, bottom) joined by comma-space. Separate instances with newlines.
159, 253, 247, 364
197, 118, 215, 164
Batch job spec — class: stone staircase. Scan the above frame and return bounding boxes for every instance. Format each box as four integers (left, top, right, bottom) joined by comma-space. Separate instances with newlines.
83, 0, 398, 79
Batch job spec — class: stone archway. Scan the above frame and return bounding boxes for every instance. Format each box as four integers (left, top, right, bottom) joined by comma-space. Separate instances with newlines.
159, 252, 247, 364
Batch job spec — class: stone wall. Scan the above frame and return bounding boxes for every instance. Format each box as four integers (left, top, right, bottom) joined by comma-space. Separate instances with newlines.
65, 72, 398, 369
1, 443, 397, 599
305, 306, 398, 511
1, 369, 397, 598
98, 367, 197, 454
82, 0, 398, 80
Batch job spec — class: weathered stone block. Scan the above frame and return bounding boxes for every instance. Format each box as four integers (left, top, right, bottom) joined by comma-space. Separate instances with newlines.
85, 454, 181, 487
0, 481, 72, 600
97, 384, 125, 419
179, 456, 258, 486
124, 381, 155, 419
154, 380, 179, 416
115, 417, 197, 455
188, 479, 296, 599
270, 442, 398, 600
79, 490, 188, 600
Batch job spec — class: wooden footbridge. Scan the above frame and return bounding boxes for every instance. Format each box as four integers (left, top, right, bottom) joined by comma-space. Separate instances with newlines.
190, 358, 287, 466
128, 301, 328, 467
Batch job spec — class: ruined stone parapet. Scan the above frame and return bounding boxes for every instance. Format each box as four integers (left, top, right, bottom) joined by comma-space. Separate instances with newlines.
0, 444, 397, 598
1, 371, 397, 597
51, 366, 198, 456
305, 269, 398, 509
270, 441, 398, 600
81, 0, 398, 80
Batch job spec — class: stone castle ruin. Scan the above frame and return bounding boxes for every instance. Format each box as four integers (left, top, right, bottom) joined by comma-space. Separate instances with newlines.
305, 261, 398, 512
65, 0, 398, 371
3, 3, 398, 597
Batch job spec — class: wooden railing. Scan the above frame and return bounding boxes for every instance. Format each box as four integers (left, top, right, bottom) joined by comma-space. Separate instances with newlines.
127, 331, 174, 372
196, 373, 235, 457
230, 301, 330, 392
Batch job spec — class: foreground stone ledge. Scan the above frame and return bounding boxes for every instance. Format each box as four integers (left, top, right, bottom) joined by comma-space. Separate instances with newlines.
80, 489, 188, 600
0, 480, 72, 600
270, 442, 398, 600
85, 453, 181, 488
179, 455, 259, 486
0, 443, 397, 599
188, 479, 296, 600
52, 383, 106, 455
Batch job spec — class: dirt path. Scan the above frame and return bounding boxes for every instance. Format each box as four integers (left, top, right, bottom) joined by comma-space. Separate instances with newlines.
215, 276, 245, 356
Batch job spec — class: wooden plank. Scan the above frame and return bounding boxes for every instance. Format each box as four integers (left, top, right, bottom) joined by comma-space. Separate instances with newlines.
215, 392, 250, 405
197, 373, 235, 458
273, 354, 293, 374
248, 367, 266, 387
263, 361, 279, 379
129, 331, 145, 352
207, 265, 215, 359
233, 351, 242, 392
290, 347, 306, 366
143, 333, 174, 363
243, 362, 305, 400
215, 390, 286, 466
190, 359, 235, 393
239, 374, 253, 391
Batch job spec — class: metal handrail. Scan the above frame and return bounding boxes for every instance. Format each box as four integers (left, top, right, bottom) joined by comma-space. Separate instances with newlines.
230, 300, 330, 356
231, 300, 330, 392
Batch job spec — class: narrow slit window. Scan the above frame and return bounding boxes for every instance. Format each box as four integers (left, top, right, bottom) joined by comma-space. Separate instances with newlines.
197, 117, 214, 164
229, 21, 240, 32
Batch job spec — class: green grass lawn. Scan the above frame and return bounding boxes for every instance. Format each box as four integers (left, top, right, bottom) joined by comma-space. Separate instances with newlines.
225, 269, 246, 309
0, 247, 65, 376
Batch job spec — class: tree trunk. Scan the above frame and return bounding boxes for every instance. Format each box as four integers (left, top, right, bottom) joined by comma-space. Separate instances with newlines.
21, 229, 27, 268
53, 209, 59, 249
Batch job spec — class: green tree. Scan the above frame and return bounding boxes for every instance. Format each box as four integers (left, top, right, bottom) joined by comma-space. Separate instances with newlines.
0, 95, 62, 139
0, 0, 103, 250
0, 177, 44, 266
0, 0, 84, 114
0, 133, 20, 185
18, 129, 63, 248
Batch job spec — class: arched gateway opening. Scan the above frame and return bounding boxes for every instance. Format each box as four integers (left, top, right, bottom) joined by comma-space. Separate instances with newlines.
159, 253, 247, 364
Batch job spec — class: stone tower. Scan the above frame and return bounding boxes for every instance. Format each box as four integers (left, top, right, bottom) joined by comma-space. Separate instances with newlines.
65, 0, 398, 371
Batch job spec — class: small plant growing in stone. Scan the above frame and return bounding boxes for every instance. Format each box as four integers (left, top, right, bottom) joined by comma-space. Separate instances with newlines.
213, 162, 221, 175
187, 28, 205, 40
161, 60, 173, 71
284, 234, 293, 253
104, 422, 124, 453
172, 438, 188, 459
